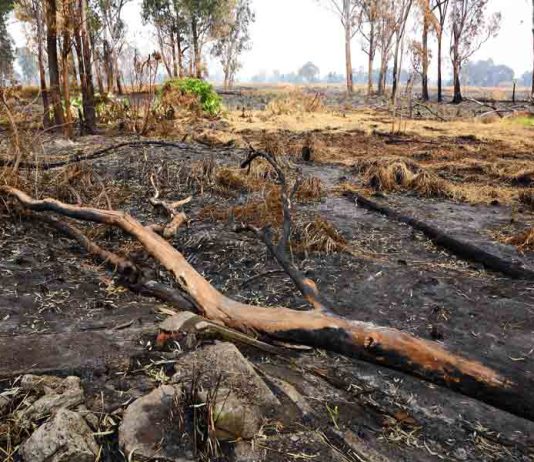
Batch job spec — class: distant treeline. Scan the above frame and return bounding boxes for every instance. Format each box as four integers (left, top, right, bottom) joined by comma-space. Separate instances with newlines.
250, 59, 530, 88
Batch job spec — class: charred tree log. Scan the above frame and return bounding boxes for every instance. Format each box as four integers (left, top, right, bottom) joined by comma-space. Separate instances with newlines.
2, 186, 534, 422
345, 192, 534, 281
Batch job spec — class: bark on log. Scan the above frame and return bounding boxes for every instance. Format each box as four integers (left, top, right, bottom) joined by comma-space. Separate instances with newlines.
345, 192, 534, 281
3, 185, 534, 422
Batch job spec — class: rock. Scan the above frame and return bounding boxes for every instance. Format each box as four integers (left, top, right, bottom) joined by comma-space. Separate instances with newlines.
452, 447, 468, 461
119, 384, 194, 462
203, 388, 262, 441
17, 375, 84, 425
171, 342, 279, 411
19, 409, 98, 462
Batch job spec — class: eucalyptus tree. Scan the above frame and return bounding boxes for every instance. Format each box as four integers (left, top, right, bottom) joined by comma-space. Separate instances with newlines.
317, 0, 360, 94
142, 0, 189, 78
450, 0, 500, 103
0, 0, 14, 85
212, 0, 254, 89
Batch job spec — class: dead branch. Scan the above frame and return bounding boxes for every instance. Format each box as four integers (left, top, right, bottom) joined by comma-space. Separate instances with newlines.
22, 209, 195, 311
148, 172, 191, 238
3, 185, 534, 422
239, 148, 326, 313
411, 103, 448, 122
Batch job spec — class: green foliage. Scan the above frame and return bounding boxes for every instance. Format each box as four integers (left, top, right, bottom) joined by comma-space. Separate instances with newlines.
162, 77, 222, 116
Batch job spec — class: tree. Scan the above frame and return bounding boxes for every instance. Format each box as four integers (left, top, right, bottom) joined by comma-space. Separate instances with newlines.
74, 0, 97, 132
298, 61, 320, 83
531, 0, 534, 97
318, 0, 360, 94
0, 0, 14, 85
94, 0, 130, 94
390, 0, 414, 103
432, 0, 449, 102
450, 0, 500, 103
461, 59, 514, 87
358, 0, 380, 96
45, 0, 65, 128
375, 1, 396, 95
16, 47, 38, 84
15, 0, 51, 126
142, 0, 189, 78
181, 0, 234, 78
212, 0, 254, 90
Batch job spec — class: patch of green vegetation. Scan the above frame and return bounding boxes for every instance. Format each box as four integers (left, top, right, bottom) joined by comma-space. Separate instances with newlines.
161, 77, 222, 116
510, 116, 534, 127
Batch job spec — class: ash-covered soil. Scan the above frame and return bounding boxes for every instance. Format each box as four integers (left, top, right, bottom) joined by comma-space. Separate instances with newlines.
1, 134, 534, 461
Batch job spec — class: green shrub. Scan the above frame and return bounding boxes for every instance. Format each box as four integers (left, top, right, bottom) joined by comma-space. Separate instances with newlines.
161, 77, 221, 116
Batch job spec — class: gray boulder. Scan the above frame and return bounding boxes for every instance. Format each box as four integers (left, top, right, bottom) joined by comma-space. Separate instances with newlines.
19, 408, 98, 462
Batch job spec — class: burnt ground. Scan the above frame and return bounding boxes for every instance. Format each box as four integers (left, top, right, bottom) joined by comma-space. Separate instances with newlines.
1, 132, 534, 461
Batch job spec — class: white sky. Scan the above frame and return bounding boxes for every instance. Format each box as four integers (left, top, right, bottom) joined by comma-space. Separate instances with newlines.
9, 0, 534, 80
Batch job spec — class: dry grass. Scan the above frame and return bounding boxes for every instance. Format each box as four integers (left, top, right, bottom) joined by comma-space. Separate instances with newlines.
519, 190, 534, 209
295, 176, 325, 202
295, 216, 348, 254
505, 228, 534, 252
266, 90, 324, 115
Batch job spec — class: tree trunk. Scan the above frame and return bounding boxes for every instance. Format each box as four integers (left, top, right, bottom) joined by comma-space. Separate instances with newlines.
422, 15, 429, 101
61, 8, 73, 139
343, 0, 354, 95
437, 31, 443, 102
3, 185, 534, 423
391, 38, 401, 102
367, 23, 375, 96
78, 0, 96, 133
45, 0, 65, 129
378, 54, 387, 96
191, 18, 202, 78
103, 40, 114, 93
36, 4, 50, 128
531, 0, 534, 98
176, 33, 183, 78
452, 38, 462, 104
116, 70, 123, 95
170, 32, 178, 78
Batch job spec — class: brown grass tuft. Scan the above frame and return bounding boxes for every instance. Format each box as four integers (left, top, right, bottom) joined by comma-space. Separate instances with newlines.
295, 176, 324, 202
266, 90, 324, 115
296, 216, 348, 254
519, 189, 534, 209
505, 228, 534, 252
356, 158, 420, 191
409, 171, 451, 197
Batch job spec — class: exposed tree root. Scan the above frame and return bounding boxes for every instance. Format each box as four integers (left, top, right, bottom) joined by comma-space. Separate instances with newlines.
3, 184, 534, 422
346, 192, 534, 281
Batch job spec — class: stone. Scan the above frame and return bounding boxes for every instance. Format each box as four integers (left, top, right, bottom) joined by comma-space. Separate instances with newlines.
202, 388, 262, 441
17, 375, 84, 425
119, 384, 194, 462
171, 342, 279, 411
19, 409, 98, 462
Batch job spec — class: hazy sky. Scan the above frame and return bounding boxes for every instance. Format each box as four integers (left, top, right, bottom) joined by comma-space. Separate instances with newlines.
9, 0, 534, 80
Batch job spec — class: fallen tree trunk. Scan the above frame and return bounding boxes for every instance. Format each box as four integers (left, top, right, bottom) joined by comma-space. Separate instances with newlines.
2, 185, 534, 422
346, 192, 534, 281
